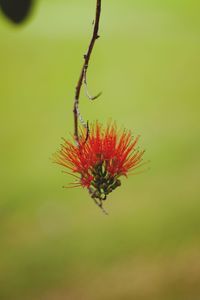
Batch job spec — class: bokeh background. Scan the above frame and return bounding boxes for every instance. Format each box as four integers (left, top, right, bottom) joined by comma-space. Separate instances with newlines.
1, 0, 200, 299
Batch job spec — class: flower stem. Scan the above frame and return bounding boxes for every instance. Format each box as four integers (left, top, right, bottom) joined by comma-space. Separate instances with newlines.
73, 0, 102, 144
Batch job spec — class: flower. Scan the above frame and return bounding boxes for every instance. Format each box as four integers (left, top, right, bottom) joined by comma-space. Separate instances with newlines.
54, 122, 145, 202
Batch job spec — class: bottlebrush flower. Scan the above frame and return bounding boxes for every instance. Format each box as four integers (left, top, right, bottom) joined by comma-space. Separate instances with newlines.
54, 122, 146, 205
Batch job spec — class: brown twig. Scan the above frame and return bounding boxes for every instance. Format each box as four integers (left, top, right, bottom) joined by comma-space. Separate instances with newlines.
73, 0, 101, 144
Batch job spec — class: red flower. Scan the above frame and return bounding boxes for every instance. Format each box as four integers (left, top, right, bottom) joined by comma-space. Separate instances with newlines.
54, 122, 145, 202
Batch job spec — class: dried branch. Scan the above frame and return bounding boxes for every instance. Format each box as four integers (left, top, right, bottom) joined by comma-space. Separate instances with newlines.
73, 0, 101, 144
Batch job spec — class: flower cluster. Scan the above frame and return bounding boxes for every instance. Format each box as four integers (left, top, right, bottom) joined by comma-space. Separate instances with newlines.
54, 122, 145, 202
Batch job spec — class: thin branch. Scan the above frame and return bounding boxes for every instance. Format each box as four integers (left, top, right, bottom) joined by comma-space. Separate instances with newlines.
83, 68, 102, 101
83, 121, 90, 145
73, 0, 101, 144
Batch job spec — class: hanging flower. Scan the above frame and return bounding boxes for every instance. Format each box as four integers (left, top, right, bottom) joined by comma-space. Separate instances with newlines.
54, 122, 146, 204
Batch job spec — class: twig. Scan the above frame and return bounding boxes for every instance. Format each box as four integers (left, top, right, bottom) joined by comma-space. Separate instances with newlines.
83, 121, 90, 145
83, 68, 102, 101
73, 0, 101, 144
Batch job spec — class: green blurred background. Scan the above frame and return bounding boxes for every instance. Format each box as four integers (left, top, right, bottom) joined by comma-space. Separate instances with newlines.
0, 0, 200, 299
